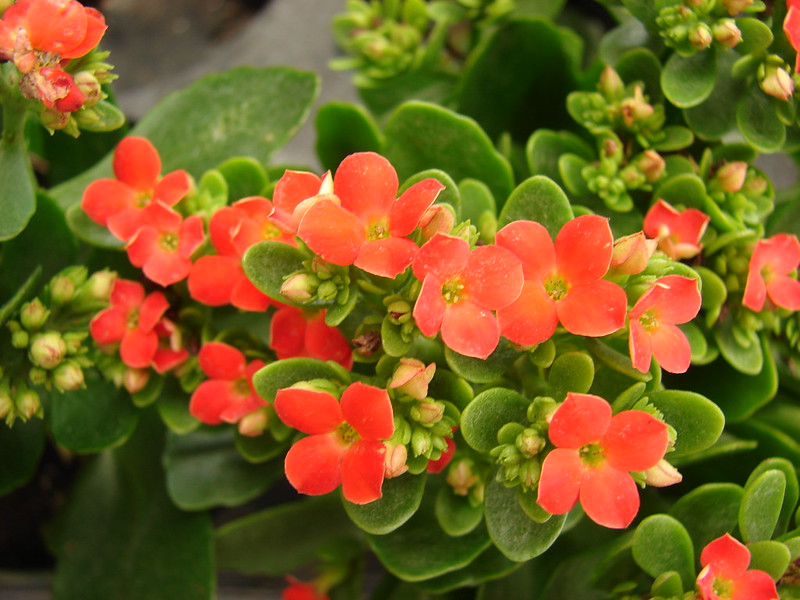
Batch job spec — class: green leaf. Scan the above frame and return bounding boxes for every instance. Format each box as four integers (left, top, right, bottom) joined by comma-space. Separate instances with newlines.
315, 102, 383, 172
558, 154, 591, 197
483, 475, 566, 562
646, 390, 724, 459
740, 469, 786, 542
216, 494, 358, 575
50, 66, 320, 210
0, 266, 40, 327
457, 18, 580, 142
64, 204, 123, 249
48, 412, 214, 600
461, 388, 530, 453
615, 47, 663, 103
48, 370, 139, 453
401, 168, 461, 221
736, 18, 774, 55
547, 352, 595, 398
427, 368, 474, 412
0, 418, 46, 494
651, 126, 694, 152
653, 173, 708, 212
683, 59, 743, 142
459, 178, 496, 227
497, 175, 574, 236
749, 540, 790, 580
736, 86, 786, 153
164, 428, 281, 510
731, 419, 800, 466
661, 49, 717, 108
632, 514, 695, 589
714, 312, 764, 376
382, 101, 514, 204
241, 240, 310, 305
747, 458, 800, 537
235, 428, 289, 463
344, 473, 427, 535
435, 483, 484, 536
252, 358, 348, 403
669, 483, 744, 557
444, 337, 519, 384
525, 129, 593, 185
0, 129, 36, 241
415, 546, 518, 594
156, 377, 201, 435
217, 156, 269, 201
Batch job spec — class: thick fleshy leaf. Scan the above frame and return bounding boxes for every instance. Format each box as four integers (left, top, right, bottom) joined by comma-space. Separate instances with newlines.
604, 411, 668, 472
0, 130, 36, 241
284, 434, 345, 496
740, 469, 786, 543
460, 388, 529, 453
340, 440, 387, 504
435, 483, 484, 537
497, 176, 574, 237
549, 393, 611, 449
670, 483, 744, 557
274, 388, 343, 434
736, 86, 786, 153
242, 241, 311, 306
661, 49, 717, 108
344, 472, 427, 534
444, 337, 519, 384
537, 448, 582, 515
633, 514, 695, 589
647, 390, 724, 459
340, 382, 394, 441
580, 464, 639, 529
251, 358, 347, 404
315, 102, 383, 172
0, 418, 46, 495
746, 458, 800, 537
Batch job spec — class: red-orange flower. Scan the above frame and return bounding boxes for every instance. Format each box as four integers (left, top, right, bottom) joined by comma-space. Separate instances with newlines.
696, 534, 778, 600
537, 393, 669, 529
269, 169, 331, 234
412, 234, 524, 359
743, 233, 800, 312
151, 318, 189, 374
282, 576, 329, 600
188, 197, 294, 311
126, 202, 205, 287
189, 342, 266, 425
495, 216, 627, 346
274, 382, 394, 504
0, 0, 106, 69
786, 0, 800, 73
628, 275, 701, 374
297, 152, 445, 278
269, 305, 353, 369
643, 199, 709, 260
89, 279, 168, 369
82, 137, 192, 241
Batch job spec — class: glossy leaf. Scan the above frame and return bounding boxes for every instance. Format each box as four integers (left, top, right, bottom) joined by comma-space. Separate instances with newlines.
669, 483, 744, 557
646, 390, 724, 459
435, 483, 484, 536
415, 546, 518, 594
740, 469, 786, 543
661, 49, 717, 108
632, 514, 695, 589
0, 129, 36, 241
748, 540, 791, 581
746, 458, 800, 537
497, 175, 574, 237
461, 388, 529, 453
344, 473, 427, 535
315, 101, 383, 172
736, 87, 786, 153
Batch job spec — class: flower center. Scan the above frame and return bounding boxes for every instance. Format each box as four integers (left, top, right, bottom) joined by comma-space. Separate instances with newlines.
135, 190, 153, 209
160, 232, 179, 252
234, 377, 251, 396
127, 308, 140, 330
262, 222, 283, 241
336, 422, 359, 446
442, 278, 466, 304
639, 310, 659, 332
545, 275, 569, 302
366, 218, 390, 241
578, 442, 605, 468
712, 576, 733, 599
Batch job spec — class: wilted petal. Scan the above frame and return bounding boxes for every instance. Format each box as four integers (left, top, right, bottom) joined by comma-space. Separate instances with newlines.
580, 463, 639, 529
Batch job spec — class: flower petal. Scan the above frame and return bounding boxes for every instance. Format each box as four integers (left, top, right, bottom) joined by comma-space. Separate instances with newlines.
497, 281, 558, 346
412, 234, 469, 281
390, 178, 443, 237
198, 341, 246, 380
767, 275, 800, 311
189, 380, 232, 425
413, 275, 447, 338
113, 137, 160, 191
537, 448, 583, 515
603, 410, 668, 472
231, 276, 273, 312
153, 169, 192, 207
340, 382, 393, 441
89, 306, 128, 344
334, 152, 398, 219
81, 178, 135, 227
549, 393, 611, 449
629, 275, 701, 325
120, 328, 158, 368
61, 6, 106, 58
628, 319, 653, 373
440, 300, 500, 359
555, 215, 613, 285
580, 463, 640, 529
110, 278, 144, 309
341, 440, 387, 504
297, 199, 363, 265
462, 244, 524, 310
730, 569, 779, 600
274, 388, 343, 434
354, 237, 418, 278
188, 255, 238, 306
648, 322, 693, 374
700, 533, 751, 574
138, 291, 169, 332
557, 280, 626, 337
270, 306, 308, 359
743, 264, 768, 312
495, 220, 556, 282
284, 433, 345, 497
304, 311, 353, 368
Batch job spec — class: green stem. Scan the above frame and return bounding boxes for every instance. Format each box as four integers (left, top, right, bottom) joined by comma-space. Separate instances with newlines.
0, 62, 30, 148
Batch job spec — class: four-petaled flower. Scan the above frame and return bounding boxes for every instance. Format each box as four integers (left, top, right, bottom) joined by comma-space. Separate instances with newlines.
743, 233, 800, 312
281, 576, 329, 600
412, 234, 524, 359
785, 0, 800, 73
495, 216, 627, 346
89, 279, 168, 369
643, 199, 710, 261
297, 152, 445, 278
82, 136, 193, 241
274, 381, 394, 504
269, 305, 353, 369
537, 392, 669, 529
188, 196, 293, 311
126, 202, 205, 287
628, 275, 702, 373
189, 341, 266, 425
269, 169, 333, 234
696, 533, 778, 600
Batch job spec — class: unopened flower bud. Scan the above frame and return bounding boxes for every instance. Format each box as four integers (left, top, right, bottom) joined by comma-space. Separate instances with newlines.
73, 71, 102, 107
63, 331, 88, 355
419, 204, 455, 242
0, 387, 13, 420
53, 360, 85, 392
518, 459, 541, 490
712, 19, 741, 48
20, 298, 49, 331
389, 358, 435, 400
80, 269, 117, 303
527, 396, 558, 424
123, 368, 149, 394
316, 280, 339, 302
446, 458, 480, 496
635, 150, 666, 183
411, 400, 444, 426
11, 329, 29, 349
598, 65, 625, 101
744, 174, 768, 195
411, 428, 431, 457
760, 65, 795, 101
644, 459, 683, 487
39, 108, 70, 131
386, 300, 412, 325
620, 86, 654, 127
384, 442, 409, 478
723, 0, 752, 15
29, 331, 66, 369
715, 161, 748, 193
688, 23, 713, 50
15, 387, 42, 420
280, 272, 319, 303
28, 367, 47, 386
238, 407, 269, 437
611, 232, 657, 276
516, 428, 546, 457
49, 277, 76, 305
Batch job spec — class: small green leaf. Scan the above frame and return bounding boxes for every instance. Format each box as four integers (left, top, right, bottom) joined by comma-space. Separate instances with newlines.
526, 129, 593, 185
217, 156, 269, 201
740, 470, 786, 543
651, 571, 685, 598
0, 417, 46, 495
381, 317, 413, 357
77, 99, 126, 133
547, 352, 595, 398
632, 514, 695, 589
651, 126, 694, 152
383, 101, 514, 204
0, 132, 36, 241
558, 154, 592, 197
65, 204, 123, 249
748, 540, 790, 580
164, 428, 281, 510
344, 473, 427, 535
497, 175, 574, 236
647, 390, 724, 459
461, 388, 529, 453
653, 173, 708, 212
444, 338, 519, 384
615, 47, 663, 103
252, 358, 349, 403
669, 483, 744, 557
736, 87, 786, 153
736, 18, 774, 55
746, 458, 800, 537
483, 475, 566, 562
241, 241, 310, 305
157, 378, 201, 435
459, 178, 496, 227
435, 483, 484, 536
315, 102, 383, 172
661, 49, 717, 108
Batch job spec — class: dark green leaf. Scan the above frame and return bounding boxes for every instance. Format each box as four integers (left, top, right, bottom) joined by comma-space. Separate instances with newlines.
242, 240, 310, 305
315, 102, 383, 172
740, 469, 786, 542
669, 483, 744, 557
632, 514, 695, 589
748, 540, 790, 580
0, 130, 36, 241
661, 49, 717, 108
736, 18, 774, 55
252, 358, 349, 403
647, 390, 724, 459
497, 175, 574, 237
0, 266, 40, 327
461, 388, 529, 453
345, 473, 427, 535
217, 156, 269, 200
444, 338, 519, 384
415, 545, 518, 593
435, 483, 484, 536
0, 418, 46, 495
526, 129, 593, 185
736, 86, 786, 153
746, 458, 800, 537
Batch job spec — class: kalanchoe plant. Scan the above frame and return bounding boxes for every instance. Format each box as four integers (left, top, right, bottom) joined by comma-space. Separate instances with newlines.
5, 0, 800, 599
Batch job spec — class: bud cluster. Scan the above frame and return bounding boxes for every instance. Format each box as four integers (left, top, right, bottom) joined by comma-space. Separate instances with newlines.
706, 161, 773, 228
655, 0, 744, 57
280, 258, 352, 306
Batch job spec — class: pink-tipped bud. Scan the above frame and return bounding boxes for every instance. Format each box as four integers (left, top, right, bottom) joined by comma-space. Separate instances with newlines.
761, 66, 795, 101
636, 150, 666, 183
644, 459, 683, 487
411, 400, 444, 426
53, 361, 86, 392
688, 24, 713, 50
713, 19, 742, 48
29, 331, 66, 369
238, 408, 270, 437
280, 273, 319, 303
15, 388, 42, 420
715, 161, 748, 193
389, 358, 435, 400
384, 442, 409, 478
19, 298, 49, 331
419, 204, 455, 242
598, 65, 625, 100
73, 71, 103, 107
446, 458, 481, 497
123, 368, 150, 394
611, 231, 657, 275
